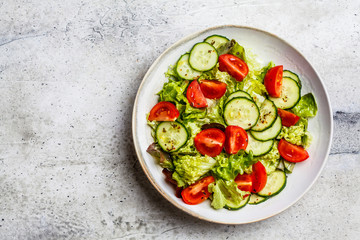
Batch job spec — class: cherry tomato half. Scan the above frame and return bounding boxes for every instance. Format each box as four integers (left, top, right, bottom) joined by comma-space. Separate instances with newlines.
218, 54, 249, 82
186, 80, 208, 108
199, 80, 227, 99
148, 101, 180, 121
277, 108, 300, 127
181, 176, 215, 205
224, 126, 248, 155
251, 161, 267, 193
278, 139, 309, 162
264, 65, 283, 97
194, 128, 226, 157
235, 174, 252, 192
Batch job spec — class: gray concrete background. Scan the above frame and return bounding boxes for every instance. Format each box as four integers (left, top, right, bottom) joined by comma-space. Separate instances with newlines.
0, 0, 359, 239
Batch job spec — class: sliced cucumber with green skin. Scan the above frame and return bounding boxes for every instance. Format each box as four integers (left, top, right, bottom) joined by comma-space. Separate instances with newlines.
225, 194, 250, 210
155, 121, 188, 152
245, 133, 274, 157
251, 99, 277, 132
283, 160, 296, 173
250, 116, 282, 141
189, 42, 218, 71
257, 170, 287, 197
204, 35, 229, 50
269, 77, 301, 109
283, 70, 301, 88
248, 194, 267, 205
176, 53, 201, 80
223, 97, 260, 130
225, 90, 252, 104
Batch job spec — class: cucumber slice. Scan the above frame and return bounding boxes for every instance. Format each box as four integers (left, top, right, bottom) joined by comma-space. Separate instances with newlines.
269, 77, 301, 109
245, 133, 274, 157
204, 35, 229, 50
250, 116, 282, 141
225, 194, 250, 210
225, 90, 252, 104
251, 99, 277, 132
189, 42, 218, 71
155, 121, 188, 152
283, 70, 302, 88
248, 194, 267, 205
223, 97, 260, 130
283, 160, 296, 173
175, 53, 201, 80
257, 170, 287, 197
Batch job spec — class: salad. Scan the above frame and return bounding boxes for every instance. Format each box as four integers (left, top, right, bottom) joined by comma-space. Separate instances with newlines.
146, 35, 318, 210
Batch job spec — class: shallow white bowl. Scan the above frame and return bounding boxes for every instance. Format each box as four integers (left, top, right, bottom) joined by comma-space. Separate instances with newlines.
132, 25, 333, 224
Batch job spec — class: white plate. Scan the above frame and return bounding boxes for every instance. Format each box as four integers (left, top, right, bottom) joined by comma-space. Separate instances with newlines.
132, 25, 333, 224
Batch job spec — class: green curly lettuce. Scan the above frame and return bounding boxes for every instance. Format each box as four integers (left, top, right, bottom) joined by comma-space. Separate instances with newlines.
256, 141, 280, 174
256, 61, 275, 83
212, 150, 255, 181
172, 155, 216, 187
291, 93, 318, 118
277, 117, 312, 148
208, 179, 247, 210
238, 78, 268, 106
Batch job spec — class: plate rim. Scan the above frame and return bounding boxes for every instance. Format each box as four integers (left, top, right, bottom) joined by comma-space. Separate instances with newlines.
132, 24, 333, 224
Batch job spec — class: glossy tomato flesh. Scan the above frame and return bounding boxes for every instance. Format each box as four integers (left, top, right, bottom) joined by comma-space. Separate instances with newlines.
224, 125, 248, 154
181, 176, 215, 205
186, 80, 208, 108
148, 101, 180, 121
235, 174, 252, 192
264, 65, 283, 97
251, 161, 267, 193
199, 80, 227, 99
277, 108, 300, 127
194, 128, 225, 157
278, 139, 309, 162
218, 54, 249, 81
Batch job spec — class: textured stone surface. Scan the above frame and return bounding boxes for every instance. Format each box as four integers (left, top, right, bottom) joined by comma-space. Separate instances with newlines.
0, 0, 359, 239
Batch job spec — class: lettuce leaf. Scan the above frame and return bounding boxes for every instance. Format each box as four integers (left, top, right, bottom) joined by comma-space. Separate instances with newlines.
255, 141, 280, 174
212, 150, 255, 181
206, 98, 226, 125
238, 78, 268, 106
146, 143, 174, 170
302, 131, 313, 149
208, 179, 247, 210
164, 65, 179, 80
277, 117, 312, 148
291, 93, 318, 117
256, 61, 275, 83
229, 42, 246, 62
172, 155, 216, 187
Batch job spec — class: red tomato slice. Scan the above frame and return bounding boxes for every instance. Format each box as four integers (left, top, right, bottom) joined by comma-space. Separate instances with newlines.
224, 126, 248, 154
199, 80, 227, 99
194, 128, 226, 157
235, 174, 252, 192
148, 101, 180, 121
277, 108, 300, 127
264, 65, 283, 97
186, 80, 208, 108
218, 54, 249, 81
278, 139, 309, 162
251, 161, 267, 193
181, 176, 215, 205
